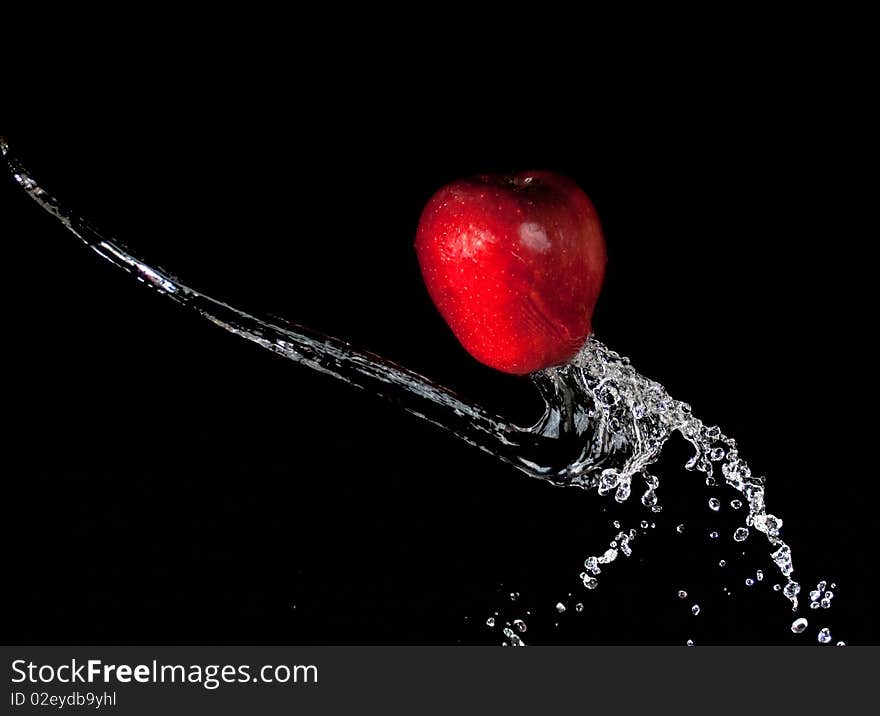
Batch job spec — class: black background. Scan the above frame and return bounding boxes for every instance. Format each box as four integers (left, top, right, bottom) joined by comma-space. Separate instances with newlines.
2, 35, 877, 645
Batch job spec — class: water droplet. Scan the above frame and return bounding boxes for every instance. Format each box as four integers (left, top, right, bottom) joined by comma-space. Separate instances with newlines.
810, 602, 820, 610
597, 385, 619, 407
686, 639, 695, 646
555, 602, 566, 614
503, 627, 525, 647
733, 527, 749, 542
708, 498, 721, 512
613, 520, 621, 529
510, 592, 519, 601
513, 619, 527, 633
817, 628, 832, 644
486, 617, 495, 627
791, 618, 808, 634
760, 514, 782, 537
640, 520, 649, 529
756, 570, 763, 581
773, 546, 794, 577
709, 531, 719, 539
599, 472, 619, 494
836, 641, 846, 647
773, 584, 781, 591
582, 574, 598, 590
691, 605, 701, 615
809, 590, 820, 601
745, 578, 755, 586
820, 598, 831, 609
676, 524, 685, 534
730, 499, 742, 510
817, 580, 827, 592
678, 590, 687, 599
710, 447, 725, 461
575, 603, 584, 613
719, 560, 726, 567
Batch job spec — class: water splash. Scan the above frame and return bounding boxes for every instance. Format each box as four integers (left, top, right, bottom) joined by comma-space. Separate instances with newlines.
1, 138, 834, 642
529, 338, 805, 617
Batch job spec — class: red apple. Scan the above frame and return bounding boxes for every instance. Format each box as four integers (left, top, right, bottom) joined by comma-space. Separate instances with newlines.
415, 171, 607, 374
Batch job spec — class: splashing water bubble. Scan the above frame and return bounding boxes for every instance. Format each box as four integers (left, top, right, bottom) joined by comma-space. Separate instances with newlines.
817, 628, 832, 644
791, 618, 808, 634
503, 627, 526, 647
582, 574, 599, 590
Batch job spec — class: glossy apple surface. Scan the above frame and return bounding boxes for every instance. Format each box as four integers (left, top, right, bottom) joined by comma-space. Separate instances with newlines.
415, 171, 607, 374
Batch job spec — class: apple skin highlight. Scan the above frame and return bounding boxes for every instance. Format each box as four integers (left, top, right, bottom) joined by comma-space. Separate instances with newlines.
415, 171, 607, 375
